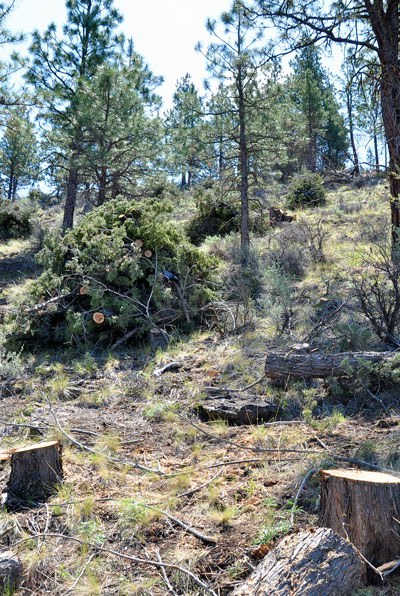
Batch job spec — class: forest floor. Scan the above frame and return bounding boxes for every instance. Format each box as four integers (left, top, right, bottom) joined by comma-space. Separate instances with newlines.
1, 181, 400, 594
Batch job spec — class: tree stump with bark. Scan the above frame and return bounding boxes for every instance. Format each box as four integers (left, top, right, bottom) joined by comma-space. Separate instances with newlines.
0, 552, 23, 592
2, 441, 63, 510
232, 527, 365, 595
320, 469, 400, 569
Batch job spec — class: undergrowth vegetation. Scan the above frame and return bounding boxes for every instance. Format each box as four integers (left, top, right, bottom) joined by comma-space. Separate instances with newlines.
12, 198, 217, 346
2, 179, 400, 595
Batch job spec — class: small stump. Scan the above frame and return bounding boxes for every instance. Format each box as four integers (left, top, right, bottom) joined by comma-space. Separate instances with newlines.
2, 441, 63, 510
320, 469, 400, 568
0, 552, 22, 592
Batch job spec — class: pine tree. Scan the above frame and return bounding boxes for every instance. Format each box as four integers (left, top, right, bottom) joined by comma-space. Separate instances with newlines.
289, 45, 348, 172
198, 0, 271, 254
27, 0, 123, 230
77, 43, 163, 205
165, 74, 205, 188
0, 108, 39, 200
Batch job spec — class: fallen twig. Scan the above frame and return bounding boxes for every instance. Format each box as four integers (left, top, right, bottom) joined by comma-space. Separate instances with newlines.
14, 533, 218, 596
153, 361, 184, 376
155, 548, 178, 596
180, 415, 400, 475
44, 395, 171, 476
290, 468, 317, 524
62, 553, 96, 595
144, 503, 217, 545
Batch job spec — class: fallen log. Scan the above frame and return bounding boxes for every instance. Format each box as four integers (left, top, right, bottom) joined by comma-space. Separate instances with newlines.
264, 350, 396, 381
199, 393, 281, 424
320, 469, 400, 570
2, 440, 63, 510
232, 527, 365, 595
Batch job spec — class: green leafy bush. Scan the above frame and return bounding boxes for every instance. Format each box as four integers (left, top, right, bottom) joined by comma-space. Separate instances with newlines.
286, 172, 326, 209
0, 201, 32, 241
18, 199, 216, 346
187, 188, 240, 245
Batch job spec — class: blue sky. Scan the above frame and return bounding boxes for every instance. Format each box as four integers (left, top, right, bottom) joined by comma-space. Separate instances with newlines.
6, 0, 233, 107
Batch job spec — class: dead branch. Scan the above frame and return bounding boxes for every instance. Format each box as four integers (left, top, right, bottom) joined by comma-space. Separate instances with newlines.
155, 548, 178, 596
153, 361, 184, 376
24, 291, 77, 314
44, 395, 171, 476
144, 503, 217, 545
290, 468, 317, 524
61, 553, 96, 595
179, 415, 400, 474
15, 533, 218, 596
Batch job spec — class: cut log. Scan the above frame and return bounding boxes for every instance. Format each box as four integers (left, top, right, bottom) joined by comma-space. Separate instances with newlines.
199, 393, 281, 424
320, 469, 400, 569
92, 312, 105, 325
2, 441, 63, 510
0, 552, 23, 592
232, 527, 365, 595
264, 350, 396, 381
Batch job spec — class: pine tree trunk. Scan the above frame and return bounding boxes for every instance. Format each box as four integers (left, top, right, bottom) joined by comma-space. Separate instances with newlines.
12, 177, 17, 202
63, 164, 78, 232
97, 165, 107, 205
346, 90, 360, 176
237, 65, 250, 255
7, 167, 13, 201
232, 528, 365, 595
320, 469, 400, 571
3, 441, 63, 510
373, 131, 380, 172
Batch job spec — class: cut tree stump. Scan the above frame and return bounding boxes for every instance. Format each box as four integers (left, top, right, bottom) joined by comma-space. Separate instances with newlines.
232, 527, 365, 595
2, 441, 63, 510
320, 469, 400, 569
264, 350, 396, 381
0, 551, 23, 592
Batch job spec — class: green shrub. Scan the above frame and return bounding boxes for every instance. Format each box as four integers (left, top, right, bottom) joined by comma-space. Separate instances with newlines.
17, 199, 217, 346
0, 201, 32, 241
286, 172, 326, 209
187, 188, 239, 245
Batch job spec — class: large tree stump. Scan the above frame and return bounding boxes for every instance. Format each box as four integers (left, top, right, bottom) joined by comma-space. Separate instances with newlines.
0, 552, 23, 592
232, 528, 365, 595
264, 350, 395, 381
2, 441, 63, 510
320, 469, 400, 568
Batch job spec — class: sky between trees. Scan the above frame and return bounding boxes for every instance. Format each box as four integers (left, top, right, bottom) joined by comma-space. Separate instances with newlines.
7, 0, 233, 107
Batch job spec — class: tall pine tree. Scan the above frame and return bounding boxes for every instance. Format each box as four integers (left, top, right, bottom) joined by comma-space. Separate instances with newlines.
27, 0, 123, 230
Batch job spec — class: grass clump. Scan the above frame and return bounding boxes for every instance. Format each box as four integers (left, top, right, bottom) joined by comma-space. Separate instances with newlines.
254, 520, 292, 546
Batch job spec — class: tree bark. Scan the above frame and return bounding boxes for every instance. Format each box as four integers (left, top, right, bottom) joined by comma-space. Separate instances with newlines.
364, 0, 400, 253
97, 164, 107, 206
232, 527, 365, 595
264, 349, 395, 381
346, 88, 360, 176
2, 440, 63, 510
320, 469, 400, 570
0, 552, 23, 593
62, 164, 78, 232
